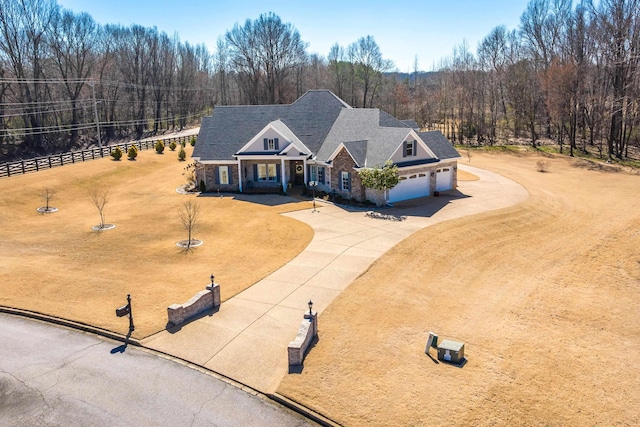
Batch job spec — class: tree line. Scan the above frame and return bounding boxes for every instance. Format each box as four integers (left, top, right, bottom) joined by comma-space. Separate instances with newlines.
424, 0, 640, 161
0, 0, 213, 160
1, 0, 638, 162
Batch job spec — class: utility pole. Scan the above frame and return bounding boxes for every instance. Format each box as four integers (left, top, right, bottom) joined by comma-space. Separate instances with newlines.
89, 80, 102, 147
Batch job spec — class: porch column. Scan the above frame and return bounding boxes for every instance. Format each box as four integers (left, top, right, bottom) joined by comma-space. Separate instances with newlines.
281, 158, 286, 192
238, 159, 243, 192
303, 158, 308, 185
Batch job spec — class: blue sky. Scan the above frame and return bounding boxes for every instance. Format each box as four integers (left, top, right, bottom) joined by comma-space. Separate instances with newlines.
57, 0, 532, 72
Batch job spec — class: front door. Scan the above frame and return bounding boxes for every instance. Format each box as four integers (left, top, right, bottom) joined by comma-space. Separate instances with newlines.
293, 161, 304, 186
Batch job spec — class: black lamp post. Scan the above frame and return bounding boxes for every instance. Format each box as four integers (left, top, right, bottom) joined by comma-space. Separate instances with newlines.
210, 274, 214, 287
308, 299, 313, 316
309, 181, 317, 212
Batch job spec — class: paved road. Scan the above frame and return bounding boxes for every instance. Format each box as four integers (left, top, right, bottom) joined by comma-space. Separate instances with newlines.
0, 313, 314, 427
144, 164, 529, 393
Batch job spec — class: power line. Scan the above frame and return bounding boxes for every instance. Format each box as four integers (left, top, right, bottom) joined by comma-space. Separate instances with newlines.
0, 112, 205, 138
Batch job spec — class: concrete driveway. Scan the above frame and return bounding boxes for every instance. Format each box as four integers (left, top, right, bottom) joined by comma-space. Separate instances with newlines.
0, 313, 314, 427
143, 163, 528, 393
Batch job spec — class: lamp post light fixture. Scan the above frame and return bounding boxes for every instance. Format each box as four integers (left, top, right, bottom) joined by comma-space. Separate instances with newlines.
308, 299, 313, 316
210, 274, 215, 286
309, 181, 318, 212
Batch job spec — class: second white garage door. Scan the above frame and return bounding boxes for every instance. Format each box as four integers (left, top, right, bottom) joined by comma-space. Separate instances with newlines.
388, 172, 430, 203
436, 167, 453, 191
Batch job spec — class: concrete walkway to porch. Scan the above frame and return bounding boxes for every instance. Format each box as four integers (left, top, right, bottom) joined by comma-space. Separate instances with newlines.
142, 164, 528, 393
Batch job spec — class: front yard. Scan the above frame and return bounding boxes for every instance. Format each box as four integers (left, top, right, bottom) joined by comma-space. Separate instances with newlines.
0, 145, 313, 338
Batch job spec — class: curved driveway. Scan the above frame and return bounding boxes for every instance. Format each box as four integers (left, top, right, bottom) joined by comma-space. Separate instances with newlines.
0, 313, 314, 426
144, 164, 528, 393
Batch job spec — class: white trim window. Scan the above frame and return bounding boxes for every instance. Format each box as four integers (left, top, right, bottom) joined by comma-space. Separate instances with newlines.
257, 163, 278, 182
219, 166, 229, 184
263, 138, 279, 151
341, 171, 350, 191
309, 165, 325, 184
406, 140, 415, 156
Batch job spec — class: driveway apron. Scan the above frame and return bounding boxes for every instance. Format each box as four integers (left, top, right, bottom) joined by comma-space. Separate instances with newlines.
142, 164, 528, 393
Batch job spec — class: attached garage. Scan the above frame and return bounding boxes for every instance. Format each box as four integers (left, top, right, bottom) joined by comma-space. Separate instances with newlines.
436, 167, 453, 192
388, 172, 430, 203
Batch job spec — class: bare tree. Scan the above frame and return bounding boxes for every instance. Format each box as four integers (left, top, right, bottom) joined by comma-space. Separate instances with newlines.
40, 187, 56, 212
225, 12, 308, 104
48, 8, 99, 145
89, 185, 110, 229
179, 200, 199, 249
349, 35, 394, 108
0, 0, 58, 151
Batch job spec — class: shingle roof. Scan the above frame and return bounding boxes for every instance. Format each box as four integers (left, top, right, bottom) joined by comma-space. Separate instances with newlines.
400, 119, 420, 129
342, 140, 368, 167
317, 109, 411, 167
193, 91, 460, 166
417, 131, 461, 160
193, 90, 349, 160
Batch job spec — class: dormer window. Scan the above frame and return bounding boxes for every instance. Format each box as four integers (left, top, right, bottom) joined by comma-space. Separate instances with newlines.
404, 139, 417, 157
264, 138, 279, 151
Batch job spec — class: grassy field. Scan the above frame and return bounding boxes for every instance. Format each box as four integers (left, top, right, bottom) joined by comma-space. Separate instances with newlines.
0, 145, 313, 338
278, 150, 640, 426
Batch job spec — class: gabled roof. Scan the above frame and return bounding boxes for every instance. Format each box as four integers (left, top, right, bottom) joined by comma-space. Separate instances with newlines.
193, 90, 461, 166
342, 140, 368, 167
318, 109, 411, 167
193, 90, 349, 160
400, 119, 420, 130
417, 131, 461, 160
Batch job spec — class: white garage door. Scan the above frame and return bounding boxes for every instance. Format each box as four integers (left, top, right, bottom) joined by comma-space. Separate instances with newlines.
388, 173, 430, 203
436, 167, 452, 191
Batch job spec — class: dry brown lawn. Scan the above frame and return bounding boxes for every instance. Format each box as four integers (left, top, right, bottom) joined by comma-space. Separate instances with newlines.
0, 146, 312, 338
278, 150, 640, 426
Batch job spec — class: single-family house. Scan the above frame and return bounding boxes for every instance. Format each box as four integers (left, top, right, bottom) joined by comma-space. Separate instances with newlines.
192, 90, 460, 204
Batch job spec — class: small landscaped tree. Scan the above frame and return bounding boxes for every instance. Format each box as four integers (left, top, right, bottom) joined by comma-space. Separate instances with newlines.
182, 162, 197, 191
169, 141, 177, 151
179, 200, 200, 249
178, 146, 186, 161
39, 187, 57, 213
89, 185, 110, 230
358, 160, 400, 207
190, 136, 196, 146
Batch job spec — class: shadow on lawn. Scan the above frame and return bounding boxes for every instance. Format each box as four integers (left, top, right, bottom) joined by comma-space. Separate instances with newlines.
198, 192, 299, 207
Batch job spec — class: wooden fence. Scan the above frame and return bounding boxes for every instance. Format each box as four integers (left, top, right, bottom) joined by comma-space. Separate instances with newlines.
0, 135, 193, 178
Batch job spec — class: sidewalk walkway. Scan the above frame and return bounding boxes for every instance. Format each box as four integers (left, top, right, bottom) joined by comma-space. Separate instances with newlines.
142, 164, 528, 393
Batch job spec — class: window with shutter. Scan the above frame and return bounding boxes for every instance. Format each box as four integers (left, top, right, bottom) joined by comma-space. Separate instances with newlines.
219, 166, 229, 185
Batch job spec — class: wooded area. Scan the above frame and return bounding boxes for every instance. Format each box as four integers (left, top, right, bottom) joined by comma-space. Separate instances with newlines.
1, 0, 638, 162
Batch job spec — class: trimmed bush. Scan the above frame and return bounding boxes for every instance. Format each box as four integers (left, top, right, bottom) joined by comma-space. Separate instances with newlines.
178, 147, 186, 161
190, 136, 196, 147
128, 144, 139, 160
199, 179, 206, 193
155, 140, 165, 154
536, 160, 550, 172
110, 146, 123, 160
169, 141, 177, 151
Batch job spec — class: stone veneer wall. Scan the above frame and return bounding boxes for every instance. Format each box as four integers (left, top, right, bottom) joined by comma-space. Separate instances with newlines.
330, 148, 365, 201
287, 312, 318, 366
167, 283, 221, 326
200, 164, 240, 192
